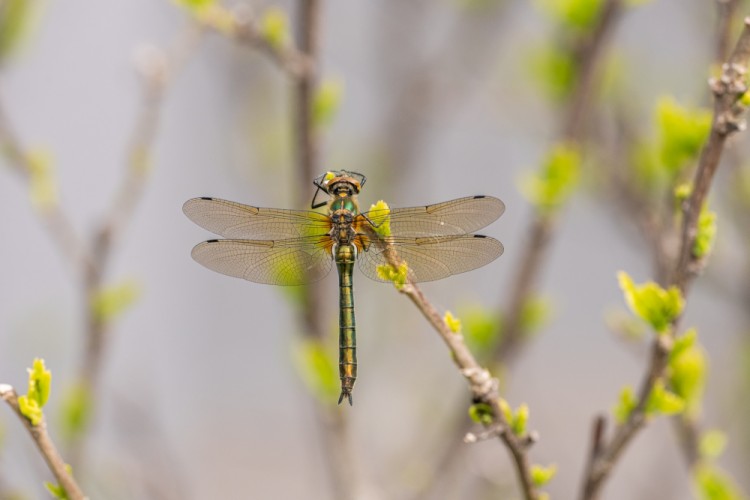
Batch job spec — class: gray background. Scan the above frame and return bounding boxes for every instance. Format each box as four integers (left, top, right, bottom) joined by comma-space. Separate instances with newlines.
0, 0, 747, 498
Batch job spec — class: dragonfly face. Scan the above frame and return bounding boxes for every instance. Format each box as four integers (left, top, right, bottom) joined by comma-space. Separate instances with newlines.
183, 170, 505, 405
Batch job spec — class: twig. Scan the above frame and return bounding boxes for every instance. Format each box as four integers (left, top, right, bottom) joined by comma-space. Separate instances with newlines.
0, 96, 94, 276
199, 5, 312, 79
716, 0, 740, 63
376, 3, 512, 177
67, 24, 204, 470
398, 283, 539, 500
673, 17, 750, 291
580, 18, 750, 500
406, 5, 627, 499
0, 385, 86, 500
286, 2, 364, 499
666, 0, 745, 473
580, 335, 672, 499
493, 0, 625, 363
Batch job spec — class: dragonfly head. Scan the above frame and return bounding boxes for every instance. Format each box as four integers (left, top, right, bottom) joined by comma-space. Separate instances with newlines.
316, 170, 365, 195
311, 171, 366, 209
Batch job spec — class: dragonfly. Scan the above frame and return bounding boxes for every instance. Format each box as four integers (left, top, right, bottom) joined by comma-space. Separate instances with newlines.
183, 170, 504, 405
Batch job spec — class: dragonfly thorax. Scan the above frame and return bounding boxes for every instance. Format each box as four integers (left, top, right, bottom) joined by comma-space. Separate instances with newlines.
330, 209, 357, 245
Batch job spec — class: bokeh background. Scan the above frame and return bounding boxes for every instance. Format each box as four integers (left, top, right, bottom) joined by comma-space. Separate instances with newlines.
0, 0, 748, 499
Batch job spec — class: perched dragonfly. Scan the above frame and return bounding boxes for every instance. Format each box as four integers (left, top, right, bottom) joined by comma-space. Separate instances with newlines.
183, 170, 504, 405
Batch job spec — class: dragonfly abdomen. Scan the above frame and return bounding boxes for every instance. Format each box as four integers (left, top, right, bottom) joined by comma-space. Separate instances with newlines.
336, 243, 357, 406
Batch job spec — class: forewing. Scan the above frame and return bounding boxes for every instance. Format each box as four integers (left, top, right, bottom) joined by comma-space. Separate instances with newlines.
358, 235, 504, 283
183, 197, 331, 239
191, 237, 333, 286
362, 196, 505, 237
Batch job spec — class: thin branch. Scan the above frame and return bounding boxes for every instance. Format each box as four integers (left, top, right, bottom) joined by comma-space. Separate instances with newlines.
67, 24, 204, 470
0, 97, 94, 276
666, 0, 746, 474
716, 0, 740, 63
198, 5, 312, 79
580, 18, 750, 500
406, 5, 627, 499
673, 17, 750, 292
398, 283, 539, 500
493, 0, 626, 363
0, 385, 86, 500
580, 335, 672, 499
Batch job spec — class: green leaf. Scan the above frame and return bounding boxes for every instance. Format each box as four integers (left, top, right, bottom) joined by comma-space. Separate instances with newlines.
531, 464, 557, 487
292, 338, 339, 403
498, 398, 513, 423
367, 200, 392, 237
59, 383, 91, 443
656, 96, 711, 176
18, 358, 51, 426
511, 403, 529, 436
443, 311, 462, 334
312, 78, 344, 129
260, 7, 289, 50
26, 148, 58, 211
617, 271, 684, 333
699, 430, 728, 460
669, 328, 697, 362
693, 206, 717, 259
173, 0, 233, 33
520, 143, 581, 214
528, 46, 578, 101
28, 358, 51, 408
694, 464, 748, 500
90, 280, 141, 323
631, 141, 662, 191
534, 0, 605, 32
674, 182, 693, 206
646, 380, 685, 416
17, 395, 42, 426
520, 295, 551, 335
376, 262, 408, 289
668, 330, 706, 415
459, 304, 502, 356
613, 385, 637, 423
174, 0, 214, 8
468, 403, 493, 425
44, 481, 68, 500
0, 0, 40, 61
604, 308, 647, 340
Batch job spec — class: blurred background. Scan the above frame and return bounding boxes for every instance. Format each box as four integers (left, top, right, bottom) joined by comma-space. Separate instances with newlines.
0, 0, 749, 499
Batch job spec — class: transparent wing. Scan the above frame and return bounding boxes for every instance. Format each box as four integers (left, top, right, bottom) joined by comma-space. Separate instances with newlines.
361, 196, 504, 237
183, 197, 331, 239
357, 235, 503, 283
191, 236, 333, 286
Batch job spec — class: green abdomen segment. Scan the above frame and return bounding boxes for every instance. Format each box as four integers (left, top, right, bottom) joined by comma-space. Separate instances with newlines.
336, 244, 357, 405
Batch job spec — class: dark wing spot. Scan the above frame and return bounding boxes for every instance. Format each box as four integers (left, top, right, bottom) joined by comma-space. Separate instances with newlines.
206, 239, 219, 243
200, 196, 213, 200
474, 234, 487, 239
473, 195, 486, 199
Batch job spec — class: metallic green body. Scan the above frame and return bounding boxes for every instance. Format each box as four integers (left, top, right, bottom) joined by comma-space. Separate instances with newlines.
335, 244, 357, 405
183, 169, 505, 407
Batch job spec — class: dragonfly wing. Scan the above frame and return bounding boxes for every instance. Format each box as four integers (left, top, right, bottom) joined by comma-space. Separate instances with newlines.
183, 197, 331, 239
358, 235, 504, 283
361, 196, 505, 237
191, 237, 333, 286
